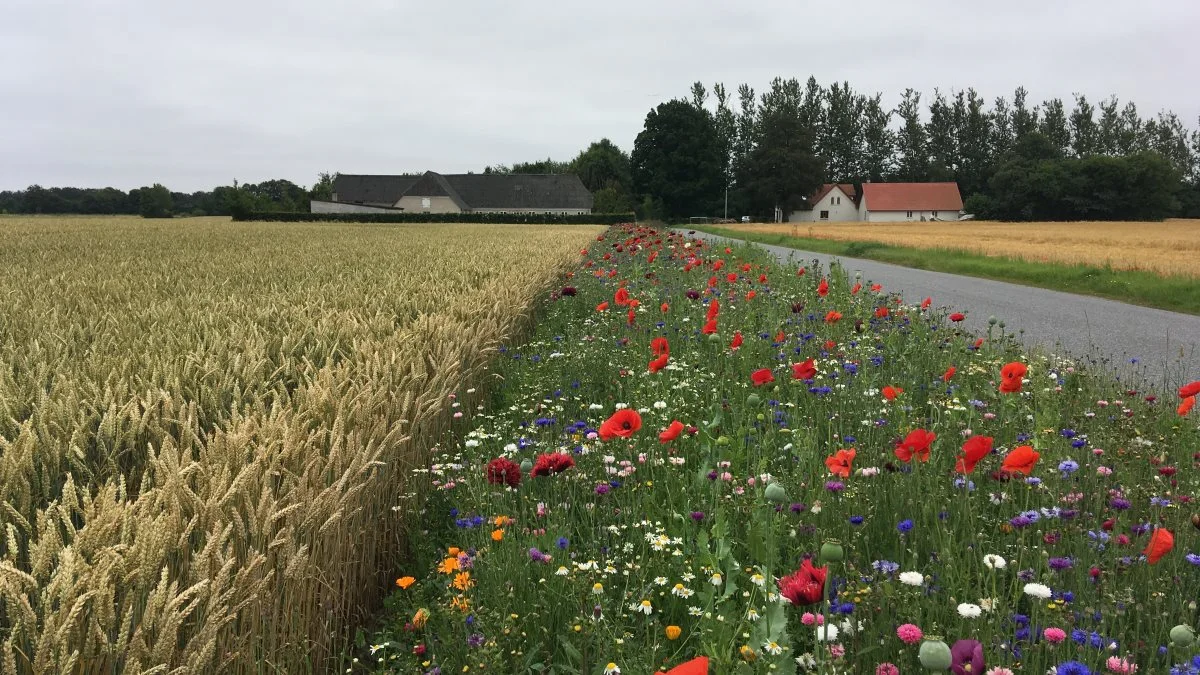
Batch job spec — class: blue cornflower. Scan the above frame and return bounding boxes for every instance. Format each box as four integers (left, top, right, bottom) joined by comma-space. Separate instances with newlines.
1060, 428, 1076, 438
1151, 496, 1172, 507
1055, 661, 1093, 675
556, 537, 569, 550
872, 560, 900, 574
1071, 629, 1088, 644
897, 519, 914, 533
1071, 438, 1087, 448
849, 515, 864, 525
1058, 459, 1079, 475
843, 362, 858, 374
842, 435, 856, 444
1185, 553, 1200, 566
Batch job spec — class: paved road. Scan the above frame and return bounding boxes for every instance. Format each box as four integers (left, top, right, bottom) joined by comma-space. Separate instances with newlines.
680, 229, 1199, 393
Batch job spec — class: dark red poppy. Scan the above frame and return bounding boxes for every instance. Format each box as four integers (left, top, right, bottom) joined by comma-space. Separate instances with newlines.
778, 558, 827, 606
485, 457, 522, 487
599, 409, 642, 440
894, 428, 936, 463
751, 368, 775, 386
530, 452, 575, 477
658, 420, 684, 444
649, 354, 669, 373
949, 312, 965, 322
955, 435, 994, 474
792, 359, 817, 381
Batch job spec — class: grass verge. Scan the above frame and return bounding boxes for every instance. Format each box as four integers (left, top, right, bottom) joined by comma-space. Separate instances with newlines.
696, 226, 1200, 315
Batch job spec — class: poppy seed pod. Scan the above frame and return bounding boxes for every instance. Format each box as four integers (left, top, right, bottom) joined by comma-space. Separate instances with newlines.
918, 636, 952, 670
1170, 624, 1196, 647
519, 458, 533, 474
820, 539, 844, 563
764, 482, 788, 504
716, 436, 731, 446
746, 393, 762, 407
1192, 513, 1200, 530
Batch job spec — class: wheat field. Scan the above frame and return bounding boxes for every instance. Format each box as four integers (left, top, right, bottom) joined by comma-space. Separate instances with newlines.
724, 219, 1200, 277
0, 216, 601, 674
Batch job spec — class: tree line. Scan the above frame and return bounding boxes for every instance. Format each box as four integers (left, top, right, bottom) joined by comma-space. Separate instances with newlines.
501, 79, 1200, 221
0, 175, 335, 218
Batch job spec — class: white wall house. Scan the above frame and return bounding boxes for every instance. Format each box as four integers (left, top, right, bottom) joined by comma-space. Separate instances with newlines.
858, 183, 964, 222
787, 184, 859, 222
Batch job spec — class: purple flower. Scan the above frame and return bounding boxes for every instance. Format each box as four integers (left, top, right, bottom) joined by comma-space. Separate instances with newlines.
467, 632, 485, 648
825, 481, 845, 493
790, 502, 807, 513
1109, 497, 1131, 510
1049, 557, 1073, 570
1186, 553, 1200, 566
528, 547, 550, 563
594, 484, 610, 495
950, 639, 984, 675
690, 511, 706, 521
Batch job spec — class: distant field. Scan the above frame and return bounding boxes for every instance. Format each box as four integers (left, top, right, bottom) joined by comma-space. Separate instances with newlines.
725, 219, 1200, 278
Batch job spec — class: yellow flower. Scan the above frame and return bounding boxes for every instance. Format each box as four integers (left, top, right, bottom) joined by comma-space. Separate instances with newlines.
395, 576, 416, 589
592, 583, 604, 594
448, 547, 461, 557
453, 571, 474, 591
603, 664, 620, 675
438, 557, 460, 575
451, 595, 471, 612
665, 625, 682, 640
492, 529, 504, 541
494, 515, 511, 527
412, 608, 429, 628
739, 645, 758, 662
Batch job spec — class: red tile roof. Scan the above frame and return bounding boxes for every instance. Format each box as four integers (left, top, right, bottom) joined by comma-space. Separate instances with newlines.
860, 182, 962, 212
805, 183, 857, 207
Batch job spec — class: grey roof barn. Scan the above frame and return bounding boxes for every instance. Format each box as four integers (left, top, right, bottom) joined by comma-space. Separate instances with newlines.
318, 171, 593, 215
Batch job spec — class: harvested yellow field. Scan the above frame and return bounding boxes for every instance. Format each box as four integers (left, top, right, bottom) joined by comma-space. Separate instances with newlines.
725, 219, 1200, 277
0, 216, 602, 673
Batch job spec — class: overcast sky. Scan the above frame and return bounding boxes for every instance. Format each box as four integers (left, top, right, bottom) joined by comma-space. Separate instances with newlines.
3, 0, 1197, 192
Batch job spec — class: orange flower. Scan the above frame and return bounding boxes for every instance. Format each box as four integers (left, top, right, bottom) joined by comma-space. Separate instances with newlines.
450, 596, 470, 612
447, 547, 461, 557
1179, 395, 1196, 416
453, 571, 473, 591
491, 529, 504, 541
665, 625, 682, 640
942, 366, 956, 382
595, 301, 609, 312
437, 557, 460, 575
824, 448, 856, 478
395, 576, 416, 589
412, 608, 429, 628
1143, 527, 1174, 564
824, 310, 842, 324
1000, 445, 1040, 474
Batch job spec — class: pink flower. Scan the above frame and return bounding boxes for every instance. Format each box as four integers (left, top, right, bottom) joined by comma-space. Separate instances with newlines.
829, 644, 845, 658
1106, 656, 1138, 673
1043, 627, 1067, 643
875, 664, 900, 675
896, 623, 923, 645
801, 612, 817, 625
986, 669, 1015, 675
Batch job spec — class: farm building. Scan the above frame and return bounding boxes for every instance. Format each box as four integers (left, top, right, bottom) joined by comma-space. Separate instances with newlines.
787, 181, 964, 223
311, 171, 594, 215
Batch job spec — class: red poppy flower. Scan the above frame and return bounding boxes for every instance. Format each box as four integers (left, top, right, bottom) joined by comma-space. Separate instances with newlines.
824, 311, 842, 324
531, 452, 575, 477
825, 448, 856, 478
817, 278, 829, 297
751, 368, 775, 386
665, 657, 709, 675
774, 330, 786, 342
1000, 361, 1027, 393
706, 299, 720, 322
797, 267, 806, 276
875, 306, 890, 318
614, 287, 631, 306
647, 250, 657, 263
1143, 527, 1174, 564
627, 309, 636, 325
778, 558, 828, 606
745, 290, 756, 300
648, 353, 669, 373
792, 359, 817, 381
730, 331, 743, 350
758, 274, 767, 283
955, 435, 994, 474
485, 457, 522, 487
651, 337, 670, 357
1180, 381, 1200, 398
701, 319, 718, 334
973, 337, 985, 349
851, 282, 862, 295
595, 301, 608, 312
921, 297, 932, 309
882, 385, 903, 401
894, 429, 936, 463
942, 366, 956, 382
1000, 445, 1039, 474
658, 420, 684, 444
949, 312, 965, 322
870, 283, 882, 292
1180, 395, 1196, 416
599, 409, 642, 440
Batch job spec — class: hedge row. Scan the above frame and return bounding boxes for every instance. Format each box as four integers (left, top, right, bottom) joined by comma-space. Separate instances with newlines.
235, 211, 635, 225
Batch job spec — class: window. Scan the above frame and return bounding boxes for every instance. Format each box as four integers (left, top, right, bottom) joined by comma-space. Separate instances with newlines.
421, 197, 431, 208
819, 210, 830, 220
906, 211, 913, 218
932, 211, 938, 217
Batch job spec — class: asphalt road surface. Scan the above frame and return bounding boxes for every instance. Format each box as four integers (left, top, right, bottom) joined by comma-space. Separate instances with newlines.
679, 229, 1199, 394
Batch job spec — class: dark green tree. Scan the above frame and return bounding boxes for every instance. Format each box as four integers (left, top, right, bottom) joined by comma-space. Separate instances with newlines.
1010, 86, 1039, 139
820, 81, 864, 181
1039, 98, 1071, 155
1096, 96, 1121, 155
310, 172, 337, 201
740, 95, 823, 218
1069, 94, 1099, 156
631, 99, 724, 219
894, 89, 929, 181
925, 90, 957, 180
139, 184, 173, 218
860, 93, 894, 181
